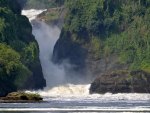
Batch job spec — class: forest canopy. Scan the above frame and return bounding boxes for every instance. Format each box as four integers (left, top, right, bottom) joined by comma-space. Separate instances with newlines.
61, 0, 150, 71
0, 0, 42, 96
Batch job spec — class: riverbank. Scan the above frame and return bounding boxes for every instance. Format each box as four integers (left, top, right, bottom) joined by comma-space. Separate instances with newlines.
90, 70, 150, 94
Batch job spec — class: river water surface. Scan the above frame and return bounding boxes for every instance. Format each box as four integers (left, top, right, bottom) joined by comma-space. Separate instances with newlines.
0, 85, 150, 112
0, 92, 150, 112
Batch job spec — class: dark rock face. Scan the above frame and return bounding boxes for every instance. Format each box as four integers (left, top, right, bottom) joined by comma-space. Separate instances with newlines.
53, 30, 87, 70
53, 29, 126, 79
0, 0, 22, 14
52, 0, 150, 83
0, 0, 46, 96
17, 11, 46, 90
24, 63, 46, 90
52, 29, 93, 82
90, 70, 150, 94
16, 0, 27, 8
14, 16, 46, 90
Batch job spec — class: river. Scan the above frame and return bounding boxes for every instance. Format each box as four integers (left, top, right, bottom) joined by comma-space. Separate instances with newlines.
0, 91, 150, 112
0, 9, 150, 113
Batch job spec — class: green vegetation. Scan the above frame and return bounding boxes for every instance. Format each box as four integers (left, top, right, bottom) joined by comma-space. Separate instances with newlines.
38, 7, 63, 23
0, 0, 21, 14
0, 91, 42, 101
61, 0, 150, 71
24, 0, 65, 9
0, 0, 44, 96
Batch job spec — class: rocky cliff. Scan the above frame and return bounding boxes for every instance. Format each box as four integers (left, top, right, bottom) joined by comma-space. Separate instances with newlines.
37, 7, 65, 28
90, 70, 150, 94
53, 0, 150, 82
0, 0, 46, 96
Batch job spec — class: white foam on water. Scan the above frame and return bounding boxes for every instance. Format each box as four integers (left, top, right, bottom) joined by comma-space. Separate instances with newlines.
22, 9, 46, 21
26, 84, 150, 103
0, 108, 150, 112
38, 84, 90, 97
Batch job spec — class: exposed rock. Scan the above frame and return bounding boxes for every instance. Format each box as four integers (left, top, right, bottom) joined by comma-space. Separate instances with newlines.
14, 15, 46, 90
52, 31, 85, 76
24, 63, 46, 90
0, 92, 42, 103
90, 70, 150, 94
37, 7, 66, 28
52, 0, 150, 82
0, 0, 46, 96
53, 29, 127, 80
16, 0, 27, 9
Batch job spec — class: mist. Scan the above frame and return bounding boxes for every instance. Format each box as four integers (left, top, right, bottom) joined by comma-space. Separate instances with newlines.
22, 9, 90, 92
31, 19, 67, 87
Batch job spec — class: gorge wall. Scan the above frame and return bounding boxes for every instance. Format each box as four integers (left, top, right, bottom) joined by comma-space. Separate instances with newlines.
53, 0, 150, 80
0, 0, 45, 96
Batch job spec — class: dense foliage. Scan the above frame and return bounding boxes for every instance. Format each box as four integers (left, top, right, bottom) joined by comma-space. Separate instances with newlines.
0, 0, 21, 14
24, 0, 65, 9
0, 0, 44, 96
58, 0, 150, 72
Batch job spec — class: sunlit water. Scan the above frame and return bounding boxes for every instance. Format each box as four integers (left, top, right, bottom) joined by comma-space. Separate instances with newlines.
1, 84, 150, 113
1, 90, 150, 112
1, 9, 149, 113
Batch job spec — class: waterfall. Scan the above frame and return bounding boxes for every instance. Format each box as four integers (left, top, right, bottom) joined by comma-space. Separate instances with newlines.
22, 9, 90, 96
22, 10, 150, 100
22, 9, 67, 87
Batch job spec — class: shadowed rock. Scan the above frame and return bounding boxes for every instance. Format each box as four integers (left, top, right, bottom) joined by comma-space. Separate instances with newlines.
90, 70, 150, 94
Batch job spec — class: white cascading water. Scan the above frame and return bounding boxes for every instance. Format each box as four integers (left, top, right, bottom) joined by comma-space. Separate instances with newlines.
22, 9, 150, 101
22, 9, 66, 87
22, 9, 90, 96
22, 9, 46, 21
37, 84, 90, 97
